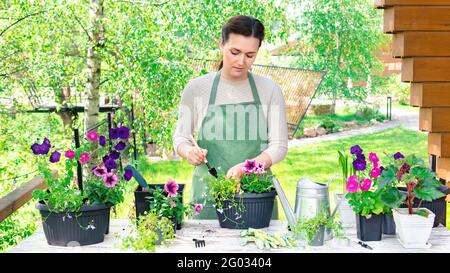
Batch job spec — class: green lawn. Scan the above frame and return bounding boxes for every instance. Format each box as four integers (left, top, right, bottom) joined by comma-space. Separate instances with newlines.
115, 126, 449, 226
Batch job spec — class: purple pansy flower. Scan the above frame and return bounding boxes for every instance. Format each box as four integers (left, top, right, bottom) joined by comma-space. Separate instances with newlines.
164, 179, 179, 197
118, 126, 130, 140
123, 169, 133, 181
49, 151, 61, 163
115, 141, 126, 151
99, 135, 107, 147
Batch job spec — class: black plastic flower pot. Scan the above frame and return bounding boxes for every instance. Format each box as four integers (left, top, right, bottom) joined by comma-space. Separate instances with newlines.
398, 185, 448, 227
356, 214, 382, 242
216, 190, 276, 229
36, 201, 111, 247
382, 213, 396, 235
134, 184, 185, 230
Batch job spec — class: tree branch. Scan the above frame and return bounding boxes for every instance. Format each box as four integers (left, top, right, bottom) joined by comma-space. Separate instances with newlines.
69, 8, 94, 42
0, 11, 45, 37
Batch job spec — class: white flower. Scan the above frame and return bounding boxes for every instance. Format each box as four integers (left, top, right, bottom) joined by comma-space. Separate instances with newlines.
217, 208, 223, 214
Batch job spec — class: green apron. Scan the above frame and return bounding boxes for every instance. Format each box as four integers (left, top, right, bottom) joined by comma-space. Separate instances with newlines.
191, 70, 278, 219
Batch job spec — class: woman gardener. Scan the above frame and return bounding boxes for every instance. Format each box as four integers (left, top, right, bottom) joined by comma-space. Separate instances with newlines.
173, 15, 288, 219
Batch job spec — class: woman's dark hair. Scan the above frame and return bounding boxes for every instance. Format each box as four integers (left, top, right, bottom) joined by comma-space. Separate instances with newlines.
217, 15, 265, 70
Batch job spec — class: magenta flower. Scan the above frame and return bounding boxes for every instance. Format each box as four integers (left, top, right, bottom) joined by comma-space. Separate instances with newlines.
194, 204, 204, 214
164, 179, 179, 197
93, 166, 108, 177
360, 178, 372, 192
65, 150, 75, 159
87, 131, 99, 142
369, 152, 379, 164
103, 172, 119, 188
242, 159, 256, 174
346, 175, 359, 193
370, 167, 381, 179
79, 152, 90, 164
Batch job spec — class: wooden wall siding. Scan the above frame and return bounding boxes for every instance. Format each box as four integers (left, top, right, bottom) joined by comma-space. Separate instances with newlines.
420, 108, 450, 132
437, 157, 450, 181
384, 6, 450, 33
393, 32, 450, 57
376, 0, 450, 8
429, 133, 450, 157
411, 83, 450, 107
402, 58, 450, 82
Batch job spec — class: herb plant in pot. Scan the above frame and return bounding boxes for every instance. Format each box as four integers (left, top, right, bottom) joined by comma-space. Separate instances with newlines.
209, 159, 276, 229
122, 211, 175, 252
146, 179, 204, 231
292, 211, 345, 247
31, 127, 130, 246
345, 145, 386, 242
378, 152, 445, 248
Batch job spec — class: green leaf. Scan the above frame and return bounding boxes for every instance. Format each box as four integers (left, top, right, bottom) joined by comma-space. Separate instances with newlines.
414, 186, 445, 202
377, 165, 397, 188
380, 187, 405, 208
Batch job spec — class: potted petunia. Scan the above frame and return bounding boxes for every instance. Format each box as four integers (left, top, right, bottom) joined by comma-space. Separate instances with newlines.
345, 145, 386, 241
31, 126, 131, 246
145, 179, 204, 231
209, 159, 276, 229
378, 152, 445, 248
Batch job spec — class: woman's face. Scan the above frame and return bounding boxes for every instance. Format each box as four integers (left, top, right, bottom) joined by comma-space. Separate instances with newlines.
220, 33, 260, 80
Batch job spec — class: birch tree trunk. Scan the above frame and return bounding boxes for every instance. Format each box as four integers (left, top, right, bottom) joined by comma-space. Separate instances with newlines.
84, 0, 105, 133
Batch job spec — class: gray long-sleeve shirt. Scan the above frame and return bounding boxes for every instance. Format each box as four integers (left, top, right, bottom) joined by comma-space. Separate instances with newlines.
173, 71, 288, 164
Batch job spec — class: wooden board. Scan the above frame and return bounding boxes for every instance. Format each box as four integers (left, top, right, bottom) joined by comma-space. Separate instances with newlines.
420, 108, 450, 132
0, 176, 45, 222
429, 133, 450, 157
393, 32, 450, 57
384, 6, 450, 33
402, 58, 450, 82
437, 157, 450, 181
411, 83, 450, 107
377, 0, 450, 8
8, 219, 450, 253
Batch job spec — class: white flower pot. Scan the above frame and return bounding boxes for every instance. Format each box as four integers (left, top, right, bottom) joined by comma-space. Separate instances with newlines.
393, 208, 435, 249
334, 193, 356, 227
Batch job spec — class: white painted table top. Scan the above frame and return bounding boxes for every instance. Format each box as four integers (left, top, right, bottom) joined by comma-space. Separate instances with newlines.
8, 220, 450, 253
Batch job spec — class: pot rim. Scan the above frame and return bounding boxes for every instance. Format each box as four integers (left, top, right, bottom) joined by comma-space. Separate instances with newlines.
393, 207, 435, 216
36, 201, 112, 213
233, 189, 277, 199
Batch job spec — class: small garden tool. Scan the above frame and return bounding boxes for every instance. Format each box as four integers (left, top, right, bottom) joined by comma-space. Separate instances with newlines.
193, 238, 206, 248
190, 135, 218, 178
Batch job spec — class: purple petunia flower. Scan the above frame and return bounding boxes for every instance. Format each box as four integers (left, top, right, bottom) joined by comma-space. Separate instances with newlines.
115, 141, 126, 151
123, 169, 133, 181
394, 152, 405, 160
31, 143, 42, 155
194, 204, 204, 214
353, 158, 367, 171
93, 166, 108, 177
104, 158, 117, 171
164, 179, 179, 197
102, 155, 110, 164
99, 135, 107, 147
110, 150, 120, 160
109, 128, 119, 140
242, 159, 256, 174
103, 172, 119, 188
49, 151, 61, 163
350, 145, 363, 155
118, 126, 130, 140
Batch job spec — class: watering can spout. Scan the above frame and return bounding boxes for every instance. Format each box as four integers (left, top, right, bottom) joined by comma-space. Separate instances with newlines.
272, 177, 296, 228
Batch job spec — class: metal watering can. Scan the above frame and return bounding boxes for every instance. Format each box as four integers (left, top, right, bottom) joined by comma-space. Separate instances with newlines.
273, 177, 341, 241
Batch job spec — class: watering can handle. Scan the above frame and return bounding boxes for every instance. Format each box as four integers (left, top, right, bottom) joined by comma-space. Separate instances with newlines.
328, 175, 344, 220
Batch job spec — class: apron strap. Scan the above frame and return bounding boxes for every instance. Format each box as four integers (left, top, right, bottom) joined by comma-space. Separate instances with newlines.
208, 70, 262, 106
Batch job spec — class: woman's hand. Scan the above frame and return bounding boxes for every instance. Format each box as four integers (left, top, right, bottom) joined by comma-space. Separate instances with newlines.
226, 162, 245, 180
179, 144, 207, 166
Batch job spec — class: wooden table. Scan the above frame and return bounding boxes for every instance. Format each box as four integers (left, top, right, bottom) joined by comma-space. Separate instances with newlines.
9, 220, 450, 253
